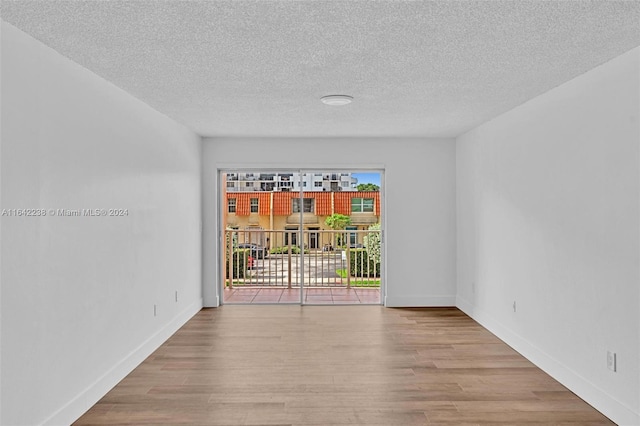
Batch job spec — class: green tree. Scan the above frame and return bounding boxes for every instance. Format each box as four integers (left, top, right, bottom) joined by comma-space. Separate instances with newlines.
325, 213, 351, 247
357, 183, 380, 191
325, 213, 351, 230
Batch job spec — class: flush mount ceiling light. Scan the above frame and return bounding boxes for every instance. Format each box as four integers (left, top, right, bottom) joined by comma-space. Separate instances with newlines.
320, 95, 353, 106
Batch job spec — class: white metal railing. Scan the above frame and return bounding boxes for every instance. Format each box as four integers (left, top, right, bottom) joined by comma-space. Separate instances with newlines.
224, 229, 381, 289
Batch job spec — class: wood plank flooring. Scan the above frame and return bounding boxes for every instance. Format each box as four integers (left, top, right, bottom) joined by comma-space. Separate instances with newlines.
74, 306, 614, 425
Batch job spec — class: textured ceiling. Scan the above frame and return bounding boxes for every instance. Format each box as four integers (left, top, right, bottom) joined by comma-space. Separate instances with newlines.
2, 1, 639, 138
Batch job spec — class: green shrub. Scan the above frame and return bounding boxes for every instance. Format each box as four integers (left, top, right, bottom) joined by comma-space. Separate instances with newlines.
349, 249, 381, 277
269, 246, 309, 255
225, 249, 250, 278
363, 223, 381, 264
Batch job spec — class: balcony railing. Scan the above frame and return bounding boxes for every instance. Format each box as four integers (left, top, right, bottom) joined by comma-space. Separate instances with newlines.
224, 229, 381, 289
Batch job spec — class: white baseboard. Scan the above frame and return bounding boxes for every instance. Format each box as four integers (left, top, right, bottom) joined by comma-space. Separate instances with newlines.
42, 298, 203, 426
385, 295, 456, 307
456, 296, 640, 426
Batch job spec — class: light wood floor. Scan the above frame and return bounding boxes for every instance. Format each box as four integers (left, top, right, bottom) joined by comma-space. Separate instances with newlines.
75, 306, 614, 425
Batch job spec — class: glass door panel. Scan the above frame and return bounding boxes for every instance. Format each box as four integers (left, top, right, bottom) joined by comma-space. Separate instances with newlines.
221, 169, 382, 305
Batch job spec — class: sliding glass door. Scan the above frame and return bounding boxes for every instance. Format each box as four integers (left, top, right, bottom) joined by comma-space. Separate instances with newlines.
220, 169, 382, 305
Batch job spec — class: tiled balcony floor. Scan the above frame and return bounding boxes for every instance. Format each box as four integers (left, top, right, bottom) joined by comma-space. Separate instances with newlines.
223, 287, 381, 304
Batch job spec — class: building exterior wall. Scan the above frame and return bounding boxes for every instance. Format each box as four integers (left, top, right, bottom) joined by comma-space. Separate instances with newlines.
224, 191, 381, 248
226, 172, 358, 192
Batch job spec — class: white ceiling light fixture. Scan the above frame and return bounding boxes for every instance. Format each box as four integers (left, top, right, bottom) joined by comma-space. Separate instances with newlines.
321, 95, 353, 106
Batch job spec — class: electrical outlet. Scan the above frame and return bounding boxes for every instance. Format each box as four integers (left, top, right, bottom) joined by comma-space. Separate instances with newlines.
607, 351, 616, 372
513, 301, 516, 312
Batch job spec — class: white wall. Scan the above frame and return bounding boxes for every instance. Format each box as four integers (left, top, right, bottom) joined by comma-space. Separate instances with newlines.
456, 47, 639, 425
202, 137, 456, 307
1, 24, 203, 425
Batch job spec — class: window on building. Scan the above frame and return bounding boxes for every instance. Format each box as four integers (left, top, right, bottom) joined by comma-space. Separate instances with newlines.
227, 181, 235, 188
341, 181, 349, 187
228, 198, 236, 213
314, 181, 322, 187
292, 198, 314, 213
351, 197, 374, 213
250, 198, 258, 213
245, 182, 252, 187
